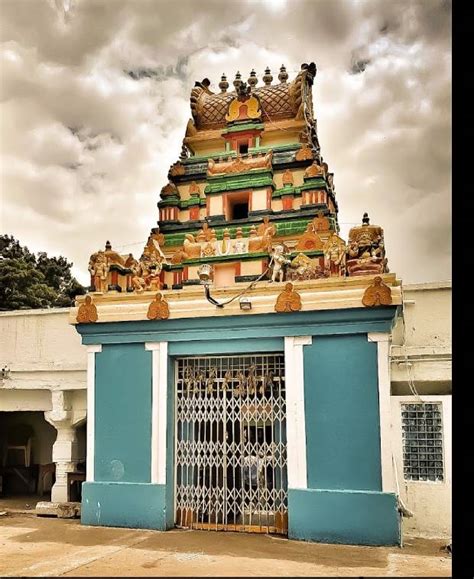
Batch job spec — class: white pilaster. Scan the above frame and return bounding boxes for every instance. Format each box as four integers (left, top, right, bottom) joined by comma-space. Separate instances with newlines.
368, 332, 395, 492
284, 336, 312, 489
145, 342, 168, 484
86, 345, 102, 482
45, 391, 86, 502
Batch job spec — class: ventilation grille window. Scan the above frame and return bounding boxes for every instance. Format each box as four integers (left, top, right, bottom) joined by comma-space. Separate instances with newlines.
401, 402, 444, 482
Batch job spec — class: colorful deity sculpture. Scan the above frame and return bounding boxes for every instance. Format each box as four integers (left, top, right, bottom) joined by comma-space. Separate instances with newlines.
323, 233, 346, 277
269, 244, 291, 283
88, 250, 109, 292
346, 213, 388, 277
274, 283, 302, 312
287, 253, 328, 281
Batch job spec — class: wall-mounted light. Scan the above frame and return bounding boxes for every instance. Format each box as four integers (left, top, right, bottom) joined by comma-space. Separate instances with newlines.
239, 297, 252, 311
197, 264, 213, 285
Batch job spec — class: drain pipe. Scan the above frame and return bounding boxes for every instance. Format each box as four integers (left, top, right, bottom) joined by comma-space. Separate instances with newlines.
393, 454, 414, 518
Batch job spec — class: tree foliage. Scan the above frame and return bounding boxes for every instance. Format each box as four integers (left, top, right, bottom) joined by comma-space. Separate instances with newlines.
0, 235, 86, 310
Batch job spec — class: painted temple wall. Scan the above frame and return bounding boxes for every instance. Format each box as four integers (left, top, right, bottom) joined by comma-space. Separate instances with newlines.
77, 307, 400, 544
191, 142, 226, 157
209, 194, 223, 216
179, 209, 190, 222
0, 283, 451, 539
214, 263, 238, 287
303, 335, 381, 491
94, 344, 152, 483
293, 197, 303, 210
251, 188, 268, 211
241, 260, 263, 276
259, 132, 300, 149
272, 198, 284, 212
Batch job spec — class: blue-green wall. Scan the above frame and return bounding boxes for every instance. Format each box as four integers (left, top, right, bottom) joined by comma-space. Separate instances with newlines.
82, 482, 167, 529
94, 343, 152, 483
303, 334, 382, 491
78, 306, 401, 545
288, 489, 400, 545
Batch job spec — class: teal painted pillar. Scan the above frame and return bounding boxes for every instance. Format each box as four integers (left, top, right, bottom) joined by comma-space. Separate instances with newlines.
288, 333, 400, 546
81, 342, 171, 530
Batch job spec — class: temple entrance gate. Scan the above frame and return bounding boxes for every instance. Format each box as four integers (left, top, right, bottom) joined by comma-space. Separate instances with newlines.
175, 354, 288, 534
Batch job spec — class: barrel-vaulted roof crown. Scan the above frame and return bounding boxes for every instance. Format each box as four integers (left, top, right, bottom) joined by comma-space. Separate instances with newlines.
190, 62, 316, 130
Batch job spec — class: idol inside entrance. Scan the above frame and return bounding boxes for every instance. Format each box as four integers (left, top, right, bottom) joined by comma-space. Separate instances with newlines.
174, 354, 288, 534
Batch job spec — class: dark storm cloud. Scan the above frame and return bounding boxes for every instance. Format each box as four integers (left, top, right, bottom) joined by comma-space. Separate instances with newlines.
0, 0, 451, 284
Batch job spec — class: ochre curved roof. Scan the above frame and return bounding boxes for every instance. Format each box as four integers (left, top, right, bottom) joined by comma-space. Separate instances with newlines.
190, 66, 315, 130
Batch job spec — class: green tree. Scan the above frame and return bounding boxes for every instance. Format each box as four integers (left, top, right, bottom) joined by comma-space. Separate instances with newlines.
0, 235, 86, 310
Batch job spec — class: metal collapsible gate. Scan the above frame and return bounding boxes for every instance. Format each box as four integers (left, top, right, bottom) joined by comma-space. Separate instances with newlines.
175, 354, 288, 534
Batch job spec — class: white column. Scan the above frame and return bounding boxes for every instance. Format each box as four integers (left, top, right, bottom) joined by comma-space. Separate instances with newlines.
368, 332, 395, 492
145, 342, 168, 484
45, 391, 86, 502
284, 336, 312, 489
86, 345, 102, 483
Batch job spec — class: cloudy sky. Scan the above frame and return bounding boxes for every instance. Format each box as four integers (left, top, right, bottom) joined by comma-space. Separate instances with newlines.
0, 0, 451, 286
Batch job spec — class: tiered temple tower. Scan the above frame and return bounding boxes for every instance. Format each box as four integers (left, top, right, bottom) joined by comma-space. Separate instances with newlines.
86, 62, 388, 294
72, 63, 402, 547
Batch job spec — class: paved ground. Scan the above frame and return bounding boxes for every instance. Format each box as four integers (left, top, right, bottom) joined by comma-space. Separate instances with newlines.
0, 512, 451, 577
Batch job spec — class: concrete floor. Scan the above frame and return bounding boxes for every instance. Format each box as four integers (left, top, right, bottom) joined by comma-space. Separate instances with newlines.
0, 512, 451, 577
0, 495, 47, 513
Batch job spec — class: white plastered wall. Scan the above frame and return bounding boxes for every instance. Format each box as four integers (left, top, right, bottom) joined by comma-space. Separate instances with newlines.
390, 282, 451, 539
391, 395, 451, 539
0, 309, 87, 493
0, 309, 87, 392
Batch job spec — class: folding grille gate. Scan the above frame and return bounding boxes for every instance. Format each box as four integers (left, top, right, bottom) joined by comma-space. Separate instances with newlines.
175, 354, 288, 534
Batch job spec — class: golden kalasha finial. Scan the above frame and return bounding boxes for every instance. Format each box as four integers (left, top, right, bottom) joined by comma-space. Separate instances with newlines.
278, 64, 288, 83
233, 71, 242, 91
218, 73, 229, 93
247, 69, 258, 89
263, 66, 273, 86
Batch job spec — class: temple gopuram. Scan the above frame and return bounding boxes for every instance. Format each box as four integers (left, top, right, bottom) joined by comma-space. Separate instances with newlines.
71, 63, 403, 546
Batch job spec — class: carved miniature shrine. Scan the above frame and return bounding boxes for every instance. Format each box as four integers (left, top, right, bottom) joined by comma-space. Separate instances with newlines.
72, 63, 403, 547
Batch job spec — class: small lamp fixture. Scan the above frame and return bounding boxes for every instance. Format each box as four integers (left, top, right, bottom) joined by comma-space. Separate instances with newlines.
197, 264, 213, 285
239, 297, 252, 311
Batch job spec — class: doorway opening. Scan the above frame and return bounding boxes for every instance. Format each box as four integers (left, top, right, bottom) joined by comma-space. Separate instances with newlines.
0, 411, 56, 506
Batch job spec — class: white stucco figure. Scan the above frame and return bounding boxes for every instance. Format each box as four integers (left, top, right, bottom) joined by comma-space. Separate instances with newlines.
269, 244, 291, 283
